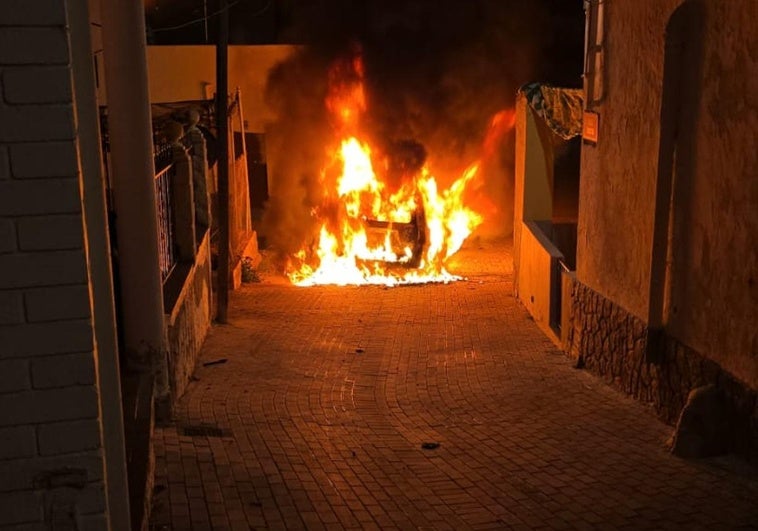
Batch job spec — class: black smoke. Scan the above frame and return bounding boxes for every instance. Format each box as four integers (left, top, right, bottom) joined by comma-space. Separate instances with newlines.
261, 0, 583, 259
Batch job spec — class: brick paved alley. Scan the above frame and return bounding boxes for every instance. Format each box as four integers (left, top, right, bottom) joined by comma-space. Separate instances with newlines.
150, 242, 758, 530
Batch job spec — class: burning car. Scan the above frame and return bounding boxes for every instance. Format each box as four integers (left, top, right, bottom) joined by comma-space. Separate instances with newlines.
285, 52, 486, 287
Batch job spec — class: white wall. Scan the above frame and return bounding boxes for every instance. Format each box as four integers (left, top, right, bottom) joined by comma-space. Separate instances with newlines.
0, 3, 111, 529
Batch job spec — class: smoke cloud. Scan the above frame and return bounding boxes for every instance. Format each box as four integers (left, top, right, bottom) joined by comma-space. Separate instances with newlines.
261, 0, 581, 261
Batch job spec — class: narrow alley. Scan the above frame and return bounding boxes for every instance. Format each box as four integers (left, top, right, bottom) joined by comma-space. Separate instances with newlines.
150, 243, 758, 530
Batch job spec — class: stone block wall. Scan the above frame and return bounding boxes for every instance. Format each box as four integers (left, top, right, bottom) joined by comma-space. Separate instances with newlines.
166, 232, 213, 400
565, 279, 758, 464
0, 1, 110, 529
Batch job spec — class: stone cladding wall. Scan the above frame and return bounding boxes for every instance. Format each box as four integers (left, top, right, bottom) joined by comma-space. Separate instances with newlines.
565, 279, 758, 464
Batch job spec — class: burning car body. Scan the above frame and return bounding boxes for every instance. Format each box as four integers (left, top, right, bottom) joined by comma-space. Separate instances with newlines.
283, 50, 498, 287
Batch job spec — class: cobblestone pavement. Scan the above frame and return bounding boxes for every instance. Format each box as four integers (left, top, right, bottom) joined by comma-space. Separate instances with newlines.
151, 242, 758, 530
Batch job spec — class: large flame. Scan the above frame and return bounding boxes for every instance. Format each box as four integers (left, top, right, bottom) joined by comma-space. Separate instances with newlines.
286, 51, 502, 287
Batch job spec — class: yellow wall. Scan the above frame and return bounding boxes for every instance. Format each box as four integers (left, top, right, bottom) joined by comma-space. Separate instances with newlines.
97, 45, 298, 132
516, 222, 561, 343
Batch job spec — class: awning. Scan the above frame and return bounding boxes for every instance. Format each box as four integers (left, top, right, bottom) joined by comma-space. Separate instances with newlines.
518, 83, 584, 140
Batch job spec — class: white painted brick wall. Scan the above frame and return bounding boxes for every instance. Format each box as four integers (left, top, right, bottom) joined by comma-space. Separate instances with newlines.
17, 214, 85, 250
25, 285, 90, 322
79, 514, 109, 531
0, 290, 24, 324
0, 104, 76, 142
9, 141, 78, 178
0, 250, 87, 289
37, 419, 100, 456
0, 321, 94, 358
0, 217, 15, 253
0, 425, 36, 460
0, 452, 104, 492
31, 352, 96, 388
0, 27, 69, 65
0, 179, 81, 215
0, 146, 9, 179
0, 386, 99, 427
0, 4, 109, 529
0, 0, 66, 26
0, 491, 43, 527
0, 358, 30, 393
2, 66, 73, 104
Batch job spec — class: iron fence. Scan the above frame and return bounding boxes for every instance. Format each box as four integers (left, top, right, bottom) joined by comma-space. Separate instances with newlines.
155, 163, 176, 281
100, 101, 212, 284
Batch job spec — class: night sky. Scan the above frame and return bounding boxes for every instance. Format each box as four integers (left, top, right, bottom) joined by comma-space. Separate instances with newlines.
145, 0, 584, 87
146, 0, 585, 249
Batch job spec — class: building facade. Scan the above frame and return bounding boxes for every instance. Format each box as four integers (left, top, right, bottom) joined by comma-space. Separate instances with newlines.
566, 0, 757, 461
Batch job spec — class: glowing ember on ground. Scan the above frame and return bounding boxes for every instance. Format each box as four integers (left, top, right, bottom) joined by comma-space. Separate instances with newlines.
286, 51, 506, 287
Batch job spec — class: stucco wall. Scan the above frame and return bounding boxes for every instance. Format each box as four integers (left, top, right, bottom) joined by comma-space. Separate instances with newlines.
565, 278, 758, 464
664, 2, 758, 390
576, 0, 757, 389
166, 232, 213, 400
577, 0, 681, 320
142, 45, 297, 132
516, 222, 559, 338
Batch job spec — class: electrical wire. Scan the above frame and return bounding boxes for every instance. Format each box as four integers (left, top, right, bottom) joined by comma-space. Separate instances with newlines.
151, 0, 272, 33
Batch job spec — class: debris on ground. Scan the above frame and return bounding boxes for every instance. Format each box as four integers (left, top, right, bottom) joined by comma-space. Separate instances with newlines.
202, 358, 228, 367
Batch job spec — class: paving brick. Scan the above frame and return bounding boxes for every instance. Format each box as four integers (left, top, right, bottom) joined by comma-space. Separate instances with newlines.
3, 66, 72, 104
24, 284, 90, 322
16, 215, 84, 251
0, 104, 74, 142
0, 358, 30, 393
31, 351, 95, 388
150, 242, 758, 530
0, 218, 15, 254
0, 290, 24, 324
37, 419, 101, 456
0, 385, 98, 427
0, 250, 86, 289
0, 179, 80, 216
0, 27, 68, 65
0, 0, 66, 25
0, 425, 36, 460
9, 141, 77, 178
0, 320, 93, 358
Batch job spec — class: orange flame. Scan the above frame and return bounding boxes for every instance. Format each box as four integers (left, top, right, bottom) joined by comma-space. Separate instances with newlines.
286, 51, 502, 287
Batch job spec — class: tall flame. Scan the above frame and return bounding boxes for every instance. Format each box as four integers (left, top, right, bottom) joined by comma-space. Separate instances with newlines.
285, 50, 502, 287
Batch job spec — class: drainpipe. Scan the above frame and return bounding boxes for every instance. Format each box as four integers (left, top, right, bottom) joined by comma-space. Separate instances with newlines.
216, 0, 230, 323
99, 0, 171, 415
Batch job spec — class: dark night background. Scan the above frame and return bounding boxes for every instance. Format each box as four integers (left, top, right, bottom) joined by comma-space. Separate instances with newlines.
145, 0, 585, 251
145, 0, 583, 87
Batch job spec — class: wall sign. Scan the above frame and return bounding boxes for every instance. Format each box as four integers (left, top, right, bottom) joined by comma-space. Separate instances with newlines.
582, 111, 599, 145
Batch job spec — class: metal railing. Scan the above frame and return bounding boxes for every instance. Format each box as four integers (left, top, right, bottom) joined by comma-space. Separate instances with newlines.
155, 162, 176, 281
100, 103, 206, 284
